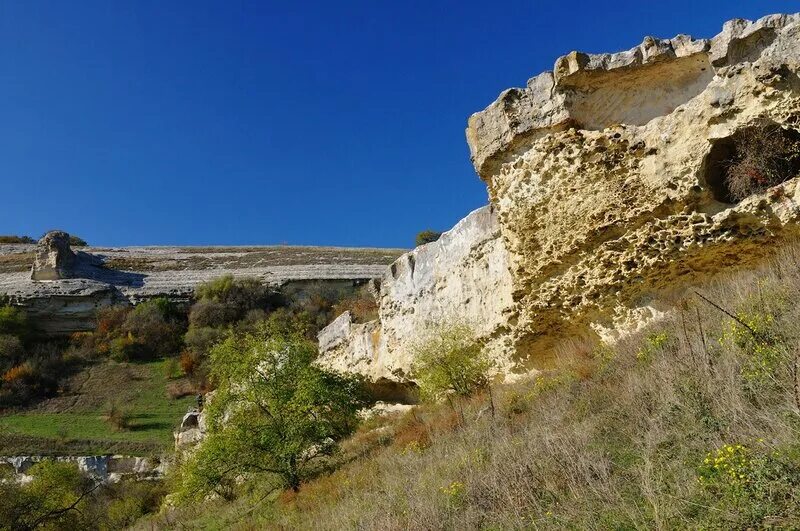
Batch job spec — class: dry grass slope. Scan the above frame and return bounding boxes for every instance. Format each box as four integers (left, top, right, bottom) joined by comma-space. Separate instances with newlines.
144, 243, 800, 530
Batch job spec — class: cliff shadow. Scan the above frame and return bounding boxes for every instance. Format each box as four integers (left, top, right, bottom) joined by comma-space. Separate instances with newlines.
73, 252, 147, 288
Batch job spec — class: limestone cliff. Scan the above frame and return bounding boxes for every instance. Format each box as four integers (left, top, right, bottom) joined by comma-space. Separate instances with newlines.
466, 13, 800, 363
320, 14, 800, 384
318, 206, 513, 393
1, 240, 405, 334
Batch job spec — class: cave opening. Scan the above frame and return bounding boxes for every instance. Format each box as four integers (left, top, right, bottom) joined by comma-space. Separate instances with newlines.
703, 123, 800, 204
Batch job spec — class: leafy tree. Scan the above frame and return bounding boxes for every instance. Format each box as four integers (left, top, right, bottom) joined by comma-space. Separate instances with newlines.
411, 323, 493, 404
0, 461, 99, 531
415, 229, 442, 247
175, 322, 366, 500
0, 305, 30, 342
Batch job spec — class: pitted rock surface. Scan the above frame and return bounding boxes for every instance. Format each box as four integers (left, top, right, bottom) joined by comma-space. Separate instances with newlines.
30, 231, 75, 280
320, 13, 800, 384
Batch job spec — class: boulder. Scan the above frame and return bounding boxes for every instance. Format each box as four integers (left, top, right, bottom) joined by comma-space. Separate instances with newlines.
30, 231, 75, 280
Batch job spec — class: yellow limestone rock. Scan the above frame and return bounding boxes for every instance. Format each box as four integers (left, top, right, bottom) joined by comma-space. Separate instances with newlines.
320, 14, 800, 385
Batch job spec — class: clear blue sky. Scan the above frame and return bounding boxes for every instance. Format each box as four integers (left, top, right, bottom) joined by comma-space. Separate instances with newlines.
1, 1, 796, 247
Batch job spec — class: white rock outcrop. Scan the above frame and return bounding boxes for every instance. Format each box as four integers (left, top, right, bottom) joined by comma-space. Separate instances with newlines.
320, 14, 800, 384
317, 205, 514, 390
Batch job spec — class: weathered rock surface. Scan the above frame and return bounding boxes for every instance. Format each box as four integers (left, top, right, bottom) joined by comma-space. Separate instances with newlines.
465, 13, 800, 364
30, 231, 76, 280
0, 454, 166, 483
1, 243, 405, 334
321, 14, 800, 383
318, 205, 514, 390
174, 408, 207, 449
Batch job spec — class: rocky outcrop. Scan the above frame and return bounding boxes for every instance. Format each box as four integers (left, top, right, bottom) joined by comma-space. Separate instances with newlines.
174, 408, 207, 449
0, 455, 166, 483
2, 243, 405, 334
321, 14, 800, 383
318, 205, 514, 391
30, 231, 75, 280
464, 13, 800, 364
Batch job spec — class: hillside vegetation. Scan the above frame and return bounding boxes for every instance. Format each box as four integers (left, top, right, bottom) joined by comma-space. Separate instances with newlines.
143, 242, 800, 529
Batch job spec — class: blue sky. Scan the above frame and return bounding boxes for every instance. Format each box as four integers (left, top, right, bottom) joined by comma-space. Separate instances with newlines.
1, 1, 797, 247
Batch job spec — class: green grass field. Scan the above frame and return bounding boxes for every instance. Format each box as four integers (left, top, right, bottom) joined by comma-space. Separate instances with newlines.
0, 359, 195, 456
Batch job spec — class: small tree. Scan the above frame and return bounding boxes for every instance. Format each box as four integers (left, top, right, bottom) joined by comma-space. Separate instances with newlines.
175, 322, 366, 500
0, 461, 99, 531
415, 230, 442, 247
411, 323, 494, 418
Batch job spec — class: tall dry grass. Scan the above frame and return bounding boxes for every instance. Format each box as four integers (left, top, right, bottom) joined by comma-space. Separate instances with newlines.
145, 243, 800, 530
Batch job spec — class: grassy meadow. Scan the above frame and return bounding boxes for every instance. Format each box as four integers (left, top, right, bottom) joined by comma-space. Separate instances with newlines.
0, 359, 194, 456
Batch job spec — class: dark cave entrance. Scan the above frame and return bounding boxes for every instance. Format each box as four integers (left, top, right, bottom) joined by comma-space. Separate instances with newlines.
702, 123, 800, 204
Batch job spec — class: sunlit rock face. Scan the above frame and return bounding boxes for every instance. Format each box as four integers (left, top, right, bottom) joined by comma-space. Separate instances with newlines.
321, 14, 800, 383
31, 231, 76, 281
466, 13, 800, 362
317, 205, 515, 388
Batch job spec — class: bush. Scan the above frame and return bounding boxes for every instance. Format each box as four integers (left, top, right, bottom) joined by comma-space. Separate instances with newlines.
163, 357, 181, 380
696, 443, 800, 527
69, 235, 88, 247
725, 124, 800, 201
2, 362, 35, 384
104, 402, 132, 431
108, 335, 142, 362
411, 323, 493, 403
0, 334, 25, 371
282, 282, 354, 334
103, 481, 166, 529
188, 300, 239, 329
95, 306, 130, 337
415, 230, 442, 247
195, 275, 275, 310
0, 235, 35, 244
0, 461, 97, 530
179, 350, 201, 376
121, 298, 184, 359
0, 305, 30, 341
174, 323, 367, 500
184, 326, 225, 358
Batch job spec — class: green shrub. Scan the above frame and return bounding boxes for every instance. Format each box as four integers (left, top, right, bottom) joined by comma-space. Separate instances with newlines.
174, 322, 367, 501
121, 298, 184, 359
104, 402, 132, 431
0, 334, 24, 372
415, 230, 442, 247
188, 300, 239, 328
184, 326, 225, 358
0, 305, 30, 342
69, 235, 88, 247
0, 235, 35, 244
0, 461, 97, 530
411, 323, 493, 403
696, 443, 800, 527
108, 335, 143, 362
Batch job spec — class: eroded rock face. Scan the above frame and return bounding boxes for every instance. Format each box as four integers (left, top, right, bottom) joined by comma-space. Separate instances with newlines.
321, 14, 800, 383
2, 243, 404, 335
318, 205, 515, 387
31, 231, 75, 280
0, 455, 166, 483
465, 13, 800, 363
